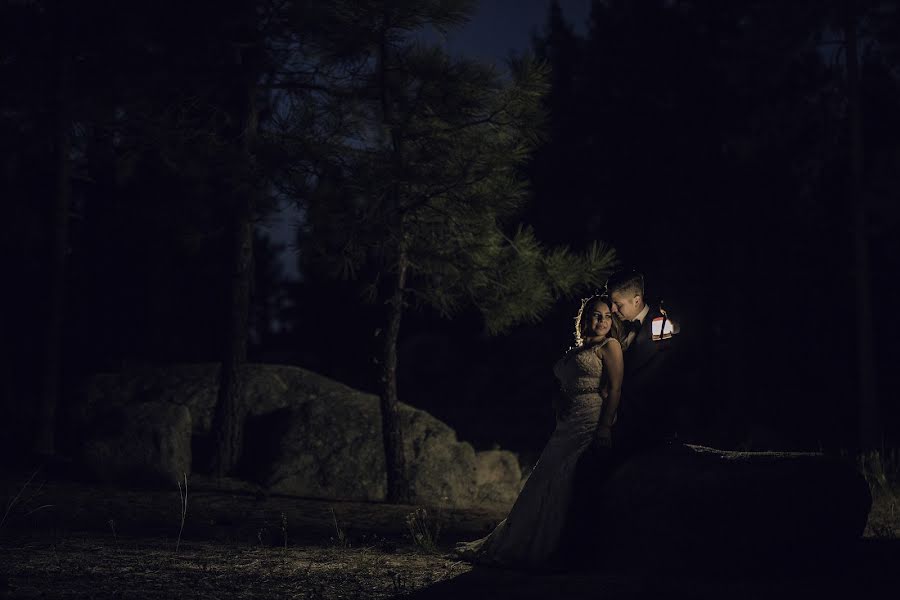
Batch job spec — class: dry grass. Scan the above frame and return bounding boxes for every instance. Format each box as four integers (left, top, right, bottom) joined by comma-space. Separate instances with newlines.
859, 450, 900, 539
864, 484, 899, 538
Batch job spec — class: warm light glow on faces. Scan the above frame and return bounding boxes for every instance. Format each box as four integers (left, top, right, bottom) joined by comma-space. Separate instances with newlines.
584, 300, 613, 339
610, 289, 642, 321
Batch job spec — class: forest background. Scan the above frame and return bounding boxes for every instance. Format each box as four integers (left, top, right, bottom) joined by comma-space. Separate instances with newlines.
3, 0, 899, 475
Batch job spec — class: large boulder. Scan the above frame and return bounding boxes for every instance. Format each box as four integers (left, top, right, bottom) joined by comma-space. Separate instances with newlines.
581, 444, 872, 568
474, 450, 524, 507
79, 363, 360, 435
79, 364, 521, 509
81, 401, 192, 486
247, 398, 480, 506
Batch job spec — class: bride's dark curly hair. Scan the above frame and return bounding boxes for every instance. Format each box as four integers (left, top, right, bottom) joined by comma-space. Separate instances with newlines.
573, 294, 622, 347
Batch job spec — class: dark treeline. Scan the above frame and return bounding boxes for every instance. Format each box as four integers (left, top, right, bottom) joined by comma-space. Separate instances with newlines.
523, 0, 900, 453
2, 0, 899, 469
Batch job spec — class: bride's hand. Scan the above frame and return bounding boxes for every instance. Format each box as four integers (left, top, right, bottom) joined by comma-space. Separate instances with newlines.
594, 425, 612, 448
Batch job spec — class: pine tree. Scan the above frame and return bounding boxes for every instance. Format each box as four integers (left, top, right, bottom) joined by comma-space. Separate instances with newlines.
306, 0, 617, 503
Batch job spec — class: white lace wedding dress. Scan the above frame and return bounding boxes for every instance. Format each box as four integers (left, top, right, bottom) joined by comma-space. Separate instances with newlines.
454, 339, 609, 567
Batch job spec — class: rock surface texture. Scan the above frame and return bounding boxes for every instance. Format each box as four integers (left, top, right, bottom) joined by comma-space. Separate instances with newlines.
81, 401, 192, 485
79, 364, 521, 509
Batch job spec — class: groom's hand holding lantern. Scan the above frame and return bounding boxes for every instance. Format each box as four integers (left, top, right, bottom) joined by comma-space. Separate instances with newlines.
651, 304, 680, 341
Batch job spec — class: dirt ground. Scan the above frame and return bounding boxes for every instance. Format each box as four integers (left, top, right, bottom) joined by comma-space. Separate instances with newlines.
0, 470, 491, 599
2, 470, 899, 599
1, 535, 471, 599
5, 533, 900, 600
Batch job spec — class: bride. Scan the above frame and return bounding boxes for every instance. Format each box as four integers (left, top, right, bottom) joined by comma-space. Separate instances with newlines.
454, 294, 624, 567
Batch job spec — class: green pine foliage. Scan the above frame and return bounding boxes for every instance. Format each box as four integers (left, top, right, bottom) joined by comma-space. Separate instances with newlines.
305, 13, 616, 334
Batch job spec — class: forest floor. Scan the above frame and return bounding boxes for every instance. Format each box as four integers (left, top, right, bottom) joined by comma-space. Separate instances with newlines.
1, 467, 899, 599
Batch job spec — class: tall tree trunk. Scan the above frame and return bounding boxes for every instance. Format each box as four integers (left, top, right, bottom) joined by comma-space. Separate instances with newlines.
34, 1, 70, 456
380, 251, 410, 504
210, 197, 254, 477
844, 0, 879, 451
210, 45, 258, 477
376, 9, 411, 503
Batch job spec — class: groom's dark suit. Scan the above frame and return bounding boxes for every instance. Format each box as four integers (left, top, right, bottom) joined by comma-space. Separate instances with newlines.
612, 305, 680, 455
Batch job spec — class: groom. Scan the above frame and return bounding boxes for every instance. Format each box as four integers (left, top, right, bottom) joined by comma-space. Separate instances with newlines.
607, 269, 680, 455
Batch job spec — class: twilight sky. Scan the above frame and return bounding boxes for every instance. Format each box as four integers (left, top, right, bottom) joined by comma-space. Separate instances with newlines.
442, 0, 591, 63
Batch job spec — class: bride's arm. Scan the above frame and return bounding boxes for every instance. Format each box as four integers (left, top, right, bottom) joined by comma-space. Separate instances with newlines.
596, 338, 624, 443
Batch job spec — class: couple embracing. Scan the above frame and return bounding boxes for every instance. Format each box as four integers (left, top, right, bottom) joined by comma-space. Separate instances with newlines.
455, 269, 680, 569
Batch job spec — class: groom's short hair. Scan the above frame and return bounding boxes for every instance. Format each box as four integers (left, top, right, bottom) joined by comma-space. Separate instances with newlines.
607, 269, 645, 298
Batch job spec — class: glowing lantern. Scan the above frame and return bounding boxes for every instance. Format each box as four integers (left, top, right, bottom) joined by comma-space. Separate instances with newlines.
651, 307, 678, 341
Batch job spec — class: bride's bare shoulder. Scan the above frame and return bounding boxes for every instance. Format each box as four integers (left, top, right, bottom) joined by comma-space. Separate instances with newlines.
595, 337, 622, 356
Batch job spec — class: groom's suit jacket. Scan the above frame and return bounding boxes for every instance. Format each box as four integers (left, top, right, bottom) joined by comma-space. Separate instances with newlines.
613, 305, 681, 454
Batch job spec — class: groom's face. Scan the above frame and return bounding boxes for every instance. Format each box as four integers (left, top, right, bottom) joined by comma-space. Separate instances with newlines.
610, 290, 641, 321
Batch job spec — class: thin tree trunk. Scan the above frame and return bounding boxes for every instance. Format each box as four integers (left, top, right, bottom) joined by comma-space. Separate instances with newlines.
844, 0, 880, 451
380, 251, 410, 504
210, 45, 258, 477
376, 9, 411, 503
210, 199, 254, 477
34, 2, 70, 456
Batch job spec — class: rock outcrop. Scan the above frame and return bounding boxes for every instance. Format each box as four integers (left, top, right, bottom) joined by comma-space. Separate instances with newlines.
573, 444, 872, 568
76, 364, 873, 557
81, 401, 192, 486
78, 364, 521, 509
474, 450, 524, 507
